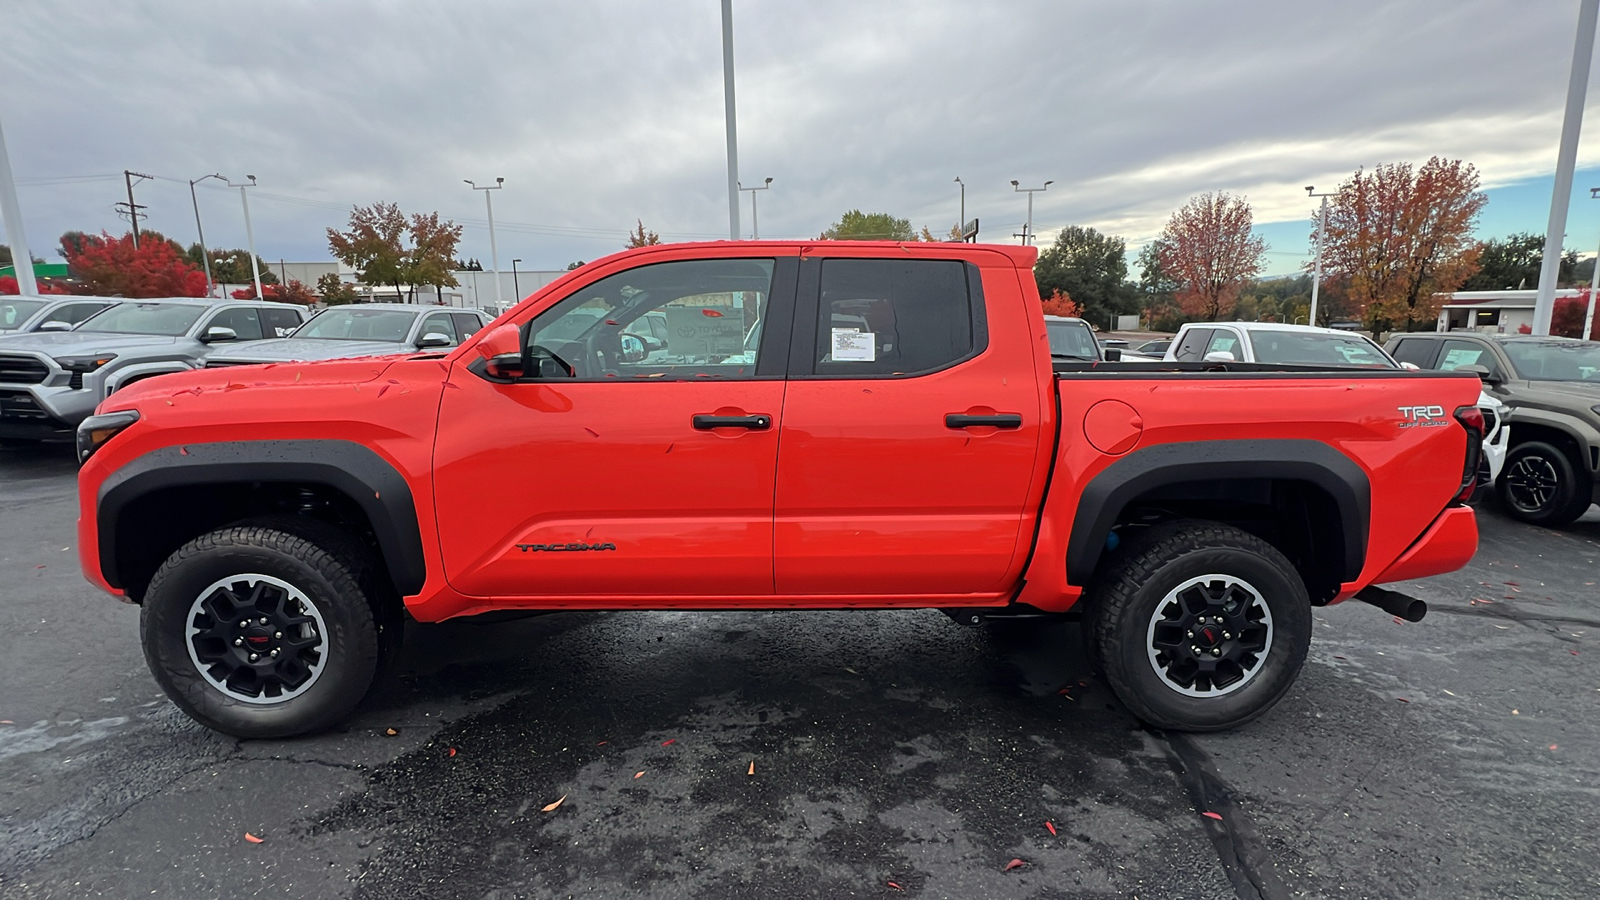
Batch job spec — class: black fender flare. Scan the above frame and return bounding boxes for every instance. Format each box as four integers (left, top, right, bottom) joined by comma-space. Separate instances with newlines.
97, 439, 426, 596
1065, 439, 1371, 585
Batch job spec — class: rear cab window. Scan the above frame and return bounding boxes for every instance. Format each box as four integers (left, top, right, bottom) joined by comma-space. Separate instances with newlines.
800, 258, 986, 377
1388, 338, 1440, 369
1172, 328, 1214, 361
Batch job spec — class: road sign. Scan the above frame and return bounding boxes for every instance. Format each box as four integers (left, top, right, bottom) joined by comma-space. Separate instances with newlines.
961, 218, 979, 242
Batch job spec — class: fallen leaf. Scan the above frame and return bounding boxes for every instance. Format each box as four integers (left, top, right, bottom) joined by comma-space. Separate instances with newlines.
1392, 616, 1404, 624
597, 741, 607, 746
887, 881, 903, 891
1004, 858, 1026, 872
384, 727, 399, 736
1572, 650, 1581, 656
244, 832, 264, 843
662, 739, 676, 746
0, 720, 12, 724
448, 747, 457, 757
1442, 689, 1457, 696
748, 761, 755, 776
34, 565, 44, 569
1550, 744, 1559, 751
1396, 697, 1410, 703
1202, 811, 1224, 821
634, 771, 645, 779
1512, 709, 1520, 715
843, 666, 859, 675
1045, 821, 1057, 836
1333, 655, 1347, 660
541, 794, 567, 812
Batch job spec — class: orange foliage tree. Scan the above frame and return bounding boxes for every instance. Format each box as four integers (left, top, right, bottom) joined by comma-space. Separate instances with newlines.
1039, 289, 1081, 317
59, 230, 208, 298
1317, 157, 1485, 336
1158, 192, 1266, 322
1552, 290, 1600, 340
232, 279, 317, 305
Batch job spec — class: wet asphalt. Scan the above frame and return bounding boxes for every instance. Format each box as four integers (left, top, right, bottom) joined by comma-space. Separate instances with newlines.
0, 443, 1596, 899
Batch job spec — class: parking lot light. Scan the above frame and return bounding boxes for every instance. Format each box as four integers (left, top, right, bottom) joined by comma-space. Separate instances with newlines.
466, 178, 505, 309
1011, 180, 1052, 246
222, 175, 262, 299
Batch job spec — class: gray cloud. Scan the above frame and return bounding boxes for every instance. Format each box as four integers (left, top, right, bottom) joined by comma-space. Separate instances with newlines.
2, 0, 1592, 272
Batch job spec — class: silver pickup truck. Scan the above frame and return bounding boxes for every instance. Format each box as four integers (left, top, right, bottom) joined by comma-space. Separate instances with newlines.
0, 297, 306, 444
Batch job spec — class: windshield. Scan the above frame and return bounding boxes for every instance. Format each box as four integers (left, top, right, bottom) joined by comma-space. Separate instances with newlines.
1248, 331, 1397, 368
1046, 320, 1099, 359
77, 302, 205, 336
0, 298, 48, 329
294, 308, 417, 342
1502, 340, 1600, 382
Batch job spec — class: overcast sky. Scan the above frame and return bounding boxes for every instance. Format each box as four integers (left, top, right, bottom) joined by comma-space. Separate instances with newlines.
5, 0, 1600, 277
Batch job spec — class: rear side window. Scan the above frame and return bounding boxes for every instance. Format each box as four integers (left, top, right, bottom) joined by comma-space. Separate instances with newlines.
808, 259, 982, 376
1388, 338, 1439, 369
205, 307, 264, 341
260, 307, 303, 338
1172, 328, 1214, 361
451, 312, 485, 340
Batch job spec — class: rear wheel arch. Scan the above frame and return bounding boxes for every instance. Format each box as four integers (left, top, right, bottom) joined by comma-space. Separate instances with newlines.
1067, 440, 1370, 604
97, 440, 426, 604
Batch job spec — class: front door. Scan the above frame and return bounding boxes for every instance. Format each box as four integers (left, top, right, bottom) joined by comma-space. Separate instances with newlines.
434, 255, 795, 600
772, 256, 1048, 598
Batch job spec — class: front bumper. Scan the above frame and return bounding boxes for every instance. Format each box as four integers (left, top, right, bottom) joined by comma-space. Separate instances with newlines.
0, 350, 106, 440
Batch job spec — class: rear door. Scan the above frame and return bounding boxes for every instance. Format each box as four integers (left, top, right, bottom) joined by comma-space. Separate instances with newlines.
772, 255, 1048, 598
434, 253, 797, 599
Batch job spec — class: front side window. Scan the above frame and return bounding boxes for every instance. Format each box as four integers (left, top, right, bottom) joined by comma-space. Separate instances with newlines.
1435, 340, 1500, 377
295, 308, 417, 342
1205, 330, 1242, 358
418, 314, 458, 344
808, 259, 980, 376
1502, 340, 1600, 382
78, 303, 205, 336
204, 308, 264, 341
526, 258, 775, 380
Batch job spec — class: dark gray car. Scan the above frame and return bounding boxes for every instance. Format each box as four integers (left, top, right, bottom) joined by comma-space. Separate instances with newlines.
202, 304, 491, 368
1387, 332, 1600, 525
0, 298, 307, 443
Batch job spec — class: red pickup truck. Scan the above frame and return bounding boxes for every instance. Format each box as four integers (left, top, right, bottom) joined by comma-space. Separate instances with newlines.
75, 241, 1482, 739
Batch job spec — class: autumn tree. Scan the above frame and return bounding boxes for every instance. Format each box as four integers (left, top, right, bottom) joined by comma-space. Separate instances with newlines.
1551, 291, 1600, 339
408, 211, 463, 303
1039, 289, 1081, 317
328, 202, 410, 302
59, 230, 208, 298
1034, 225, 1134, 328
820, 210, 917, 241
316, 273, 359, 305
626, 220, 662, 248
1317, 157, 1486, 336
1157, 192, 1266, 322
233, 279, 316, 305
1, 275, 70, 295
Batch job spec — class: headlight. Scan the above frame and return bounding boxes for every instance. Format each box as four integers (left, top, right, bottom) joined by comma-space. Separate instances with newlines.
53, 353, 117, 374
76, 409, 140, 464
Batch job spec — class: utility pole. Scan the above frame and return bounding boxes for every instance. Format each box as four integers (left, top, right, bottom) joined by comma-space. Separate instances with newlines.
189, 173, 225, 296
1010, 180, 1052, 246
1535, 0, 1599, 335
738, 177, 771, 239
123, 170, 152, 248
224, 175, 262, 299
0, 115, 39, 296
1306, 186, 1336, 327
466, 178, 505, 309
721, 0, 741, 241
512, 258, 521, 301
954, 176, 965, 236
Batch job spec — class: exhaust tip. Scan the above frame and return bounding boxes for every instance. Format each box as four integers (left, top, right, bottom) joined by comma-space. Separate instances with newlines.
1355, 585, 1428, 622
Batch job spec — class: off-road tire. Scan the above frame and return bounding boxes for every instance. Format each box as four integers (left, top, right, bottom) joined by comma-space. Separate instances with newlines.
1084, 519, 1311, 732
141, 522, 388, 738
1497, 441, 1592, 527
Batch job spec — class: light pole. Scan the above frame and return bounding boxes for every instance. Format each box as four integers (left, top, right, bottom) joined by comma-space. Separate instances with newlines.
466, 178, 505, 309
1534, 0, 1599, 335
188, 173, 225, 296
721, 0, 740, 241
1586, 188, 1600, 341
1306, 186, 1336, 327
223, 175, 262, 299
737, 177, 771, 239
954, 176, 965, 235
0, 115, 39, 296
1010, 180, 1052, 246
511, 258, 521, 302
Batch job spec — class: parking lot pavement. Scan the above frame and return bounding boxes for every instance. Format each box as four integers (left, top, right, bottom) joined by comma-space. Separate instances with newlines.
1, 443, 1595, 899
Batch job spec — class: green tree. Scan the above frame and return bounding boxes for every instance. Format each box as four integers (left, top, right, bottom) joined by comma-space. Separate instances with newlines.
1459, 232, 1577, 291
316, 272, 359, 305
186, 245, 279, 285
820, 210, 917, 241
1034, 225, 1134, 328
328, 201, 410, 302
566, 260, 586, 270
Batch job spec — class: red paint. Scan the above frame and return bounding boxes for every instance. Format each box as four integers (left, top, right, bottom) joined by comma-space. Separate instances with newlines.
76, 240, 1479, 628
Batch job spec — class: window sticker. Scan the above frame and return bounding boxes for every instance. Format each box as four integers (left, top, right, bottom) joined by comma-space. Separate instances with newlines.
831, 328, 876, 361
1440, 348, 1483, 370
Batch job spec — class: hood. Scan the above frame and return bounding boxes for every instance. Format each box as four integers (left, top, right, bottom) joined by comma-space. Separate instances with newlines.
0, 331, 181, 354
1512, 379, 1600, 402
204, 337, 412, 364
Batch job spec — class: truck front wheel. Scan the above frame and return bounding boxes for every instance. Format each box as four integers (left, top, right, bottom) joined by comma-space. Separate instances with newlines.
1086, 520, 1311, 732
140, 523, 384, 738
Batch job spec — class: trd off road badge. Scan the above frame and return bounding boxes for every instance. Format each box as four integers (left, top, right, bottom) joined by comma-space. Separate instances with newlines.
517, 541, 618, 552
1397, 405, 1448, 428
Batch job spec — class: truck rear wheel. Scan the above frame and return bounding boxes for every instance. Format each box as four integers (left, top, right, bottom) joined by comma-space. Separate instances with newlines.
140, 523, 384, 738
1497, 441, 1592, 527
1086, 520, 1311, 732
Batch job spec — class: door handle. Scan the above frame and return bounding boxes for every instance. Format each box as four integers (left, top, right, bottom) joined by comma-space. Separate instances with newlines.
945, 413, 1022, 429
693, 414, 772, 430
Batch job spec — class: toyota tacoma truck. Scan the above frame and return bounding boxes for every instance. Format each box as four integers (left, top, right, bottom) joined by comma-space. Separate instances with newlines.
75, 241, 1484, 738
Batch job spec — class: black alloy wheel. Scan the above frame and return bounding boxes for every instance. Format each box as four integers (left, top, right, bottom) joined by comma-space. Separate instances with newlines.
1498, 441, 1592, 527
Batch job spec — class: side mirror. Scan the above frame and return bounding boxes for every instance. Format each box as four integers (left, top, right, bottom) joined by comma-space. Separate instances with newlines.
619, 333, 647, 363
416, 332, 453, 349
37, 320, 72, 332
1459, 364, 1501, 383
1103, 347, 1122, 362
201, 326, 238, 343
1203, 350, 1236, 362
1399, 361, 1421, 371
